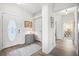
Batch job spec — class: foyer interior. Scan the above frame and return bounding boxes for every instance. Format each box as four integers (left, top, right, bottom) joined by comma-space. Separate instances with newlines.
0, 3, 79, 56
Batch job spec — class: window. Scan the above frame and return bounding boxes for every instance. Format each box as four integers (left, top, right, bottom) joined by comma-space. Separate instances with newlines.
8, 20, 17, 41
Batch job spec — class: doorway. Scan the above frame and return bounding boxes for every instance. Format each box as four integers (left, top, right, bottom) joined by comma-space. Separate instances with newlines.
53, 6, 78, 56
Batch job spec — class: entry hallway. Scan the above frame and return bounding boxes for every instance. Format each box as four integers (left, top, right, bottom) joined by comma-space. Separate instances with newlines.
0, 39, 76, 56
0, 3, 78, 56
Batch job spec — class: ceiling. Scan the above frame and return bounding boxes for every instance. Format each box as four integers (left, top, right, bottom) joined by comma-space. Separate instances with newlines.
16, 3, 77, 16
17, 3, 43, 15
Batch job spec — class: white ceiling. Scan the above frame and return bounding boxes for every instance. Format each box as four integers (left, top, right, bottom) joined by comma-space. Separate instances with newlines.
17, 3, 77, 15
17, 3, 43, 15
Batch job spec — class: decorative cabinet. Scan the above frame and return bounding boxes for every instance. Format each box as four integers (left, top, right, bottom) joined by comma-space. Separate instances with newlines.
25, 34, 35, 45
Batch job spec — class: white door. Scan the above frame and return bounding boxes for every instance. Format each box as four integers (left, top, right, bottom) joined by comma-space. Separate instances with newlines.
2, 13, 23, 49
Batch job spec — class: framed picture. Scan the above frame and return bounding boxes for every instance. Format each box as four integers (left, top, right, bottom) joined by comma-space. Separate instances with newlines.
24, 21, 32, 28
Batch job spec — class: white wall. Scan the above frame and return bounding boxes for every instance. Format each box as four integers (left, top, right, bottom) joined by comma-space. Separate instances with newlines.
42, 4, 56, 54
74, 7, 78, 55
54, 14, 63, 39
34, 18, 42, 42
0, 3, 32, 49
0, 13, 2, 50
42, 5, 49, 53
32, 12, 42, 42
48, 4, 56, 53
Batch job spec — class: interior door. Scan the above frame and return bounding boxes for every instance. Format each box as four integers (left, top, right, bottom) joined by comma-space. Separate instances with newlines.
2, 13, 21, 49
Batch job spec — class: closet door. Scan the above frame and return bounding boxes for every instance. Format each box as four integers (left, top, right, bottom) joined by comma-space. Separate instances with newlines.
0, 13, 2, 50
3, 13, 18, 48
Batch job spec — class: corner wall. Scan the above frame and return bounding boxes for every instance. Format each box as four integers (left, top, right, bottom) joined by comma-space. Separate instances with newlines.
42, 4, 56, 54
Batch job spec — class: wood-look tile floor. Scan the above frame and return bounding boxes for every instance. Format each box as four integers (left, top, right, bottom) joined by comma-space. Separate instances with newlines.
0, 41, 41, 56
0, 44, 26, 56
32, 39, 77, 56
0, 39, 77, 56
48, 39, 76, 56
